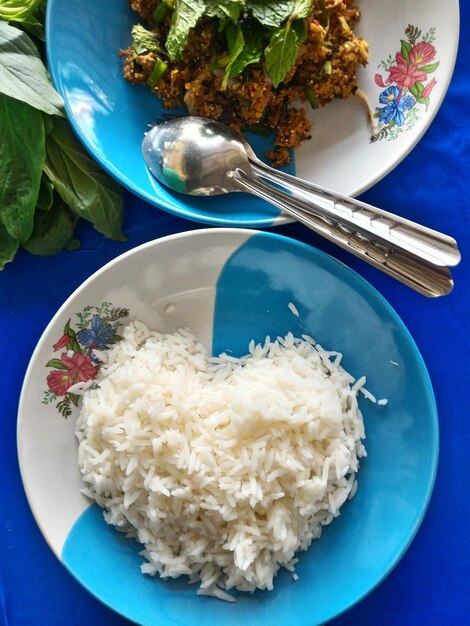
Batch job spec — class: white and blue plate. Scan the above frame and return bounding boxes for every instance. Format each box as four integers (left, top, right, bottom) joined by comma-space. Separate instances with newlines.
46, 0, 459, 226
18, 229, 438, 626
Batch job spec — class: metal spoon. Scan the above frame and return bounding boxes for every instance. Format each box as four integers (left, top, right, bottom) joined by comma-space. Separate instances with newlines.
142, 116, 460, 297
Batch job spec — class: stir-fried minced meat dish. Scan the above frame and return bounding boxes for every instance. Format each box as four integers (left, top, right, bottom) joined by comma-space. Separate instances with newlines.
121, 0, 369, 166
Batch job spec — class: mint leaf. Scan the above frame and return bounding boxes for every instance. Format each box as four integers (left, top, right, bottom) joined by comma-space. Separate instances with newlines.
166, 0, 206, 60
0, 94, 45, 242
205, 0, 242, 21
223, 22, 244, 87
0, 21, 64, 116
0, 220, 19, 270
291, 17, 307, 43
23, 198, 76, 256
265, 24, 299, 88
248, 0, 294, 28
228, 27, 263, 77
290, 0, 313, 19
43, 117, 125, 242
131, 24, 162, 55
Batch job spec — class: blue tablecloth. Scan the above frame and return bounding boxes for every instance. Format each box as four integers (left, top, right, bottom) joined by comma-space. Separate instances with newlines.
1, 6, 469, 625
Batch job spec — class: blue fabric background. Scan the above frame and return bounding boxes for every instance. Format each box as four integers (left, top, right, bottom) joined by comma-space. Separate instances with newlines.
1, 5, 469, 624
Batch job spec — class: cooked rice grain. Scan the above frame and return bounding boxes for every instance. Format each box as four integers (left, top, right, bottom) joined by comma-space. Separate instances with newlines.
76, 322, 367, 598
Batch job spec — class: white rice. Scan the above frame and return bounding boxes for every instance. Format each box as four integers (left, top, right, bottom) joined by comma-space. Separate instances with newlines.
76, 322, 369, 598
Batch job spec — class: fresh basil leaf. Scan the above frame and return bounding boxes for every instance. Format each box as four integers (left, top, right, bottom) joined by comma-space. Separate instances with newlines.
0, 21, 64, 116
23, 198, 76, 256
0, 220, 19, 270
37, 172, 54, 211
223, 22, 244, 87
43, 117, 126, 241
0, 0, 45, 39
0, 94, 45, 242
166, 0, 206, 60
0, 0, 44, 23
131, 24, 162, 55
265, 24, 298, 87
228, 27, 262, 77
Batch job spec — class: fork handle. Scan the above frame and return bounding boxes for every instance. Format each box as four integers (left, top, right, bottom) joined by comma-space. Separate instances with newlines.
233, 168, 454, 298
248, 158, 460, 268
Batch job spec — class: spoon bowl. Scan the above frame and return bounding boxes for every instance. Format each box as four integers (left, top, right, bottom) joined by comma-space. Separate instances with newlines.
142, 117, 250, 196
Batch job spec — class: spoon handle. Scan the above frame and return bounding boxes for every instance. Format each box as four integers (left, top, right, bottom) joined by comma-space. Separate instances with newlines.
233, 169, 453, 297
247, 158, 460, 268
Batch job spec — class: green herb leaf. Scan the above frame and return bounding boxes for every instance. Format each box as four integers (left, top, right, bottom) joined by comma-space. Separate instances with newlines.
131, 24, 162, 55
0, 220, 19, 270
166, 0, 206, 60
290, 0, 312, 19
37, 173, 54, 211
248, 0, 294, 28
291, 17, 307, 43
23, 198, 76, 256
205, 0, 242, 21
223, 22, 244, 87
0, 0, 44, 23
0, 94, 45, 242
43, 117, 126, 241
0, 21, 64, 116
228, 27, 263, 77
265, 24, 298, 88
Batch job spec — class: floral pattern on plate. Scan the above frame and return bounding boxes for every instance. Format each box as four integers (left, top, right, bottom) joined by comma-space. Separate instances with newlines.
371, 25, 439, 142
43, 302, 129, 417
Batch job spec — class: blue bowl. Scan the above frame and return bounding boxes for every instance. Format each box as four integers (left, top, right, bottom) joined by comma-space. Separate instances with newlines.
18, 228, 438, 625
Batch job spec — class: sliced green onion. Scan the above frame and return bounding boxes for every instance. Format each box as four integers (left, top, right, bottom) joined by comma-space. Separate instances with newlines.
152, 2, 169, 23
319, 0, 327, 28
323, 60, 332, 74
147, 60, 168, 88
305, 87, 319, 109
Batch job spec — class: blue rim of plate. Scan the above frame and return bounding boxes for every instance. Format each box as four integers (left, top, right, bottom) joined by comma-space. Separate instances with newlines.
18, 228, 439, 625
44, 0, 459, 228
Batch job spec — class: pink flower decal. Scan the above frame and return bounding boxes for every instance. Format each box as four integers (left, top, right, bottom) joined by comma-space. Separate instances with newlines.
375, 73, 387, 88
422, 77, 437, 98
61, 352, 99, 383
53, 334, 69, 352
387, 52, 427, 90
44, 303, 129, 418
372, 25, 439, 143
47, 369, 75, 397
410, 42, 436, 67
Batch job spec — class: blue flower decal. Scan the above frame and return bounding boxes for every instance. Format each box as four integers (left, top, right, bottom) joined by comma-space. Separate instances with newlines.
376, 86, 415, 127
77, 314, 117, 350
